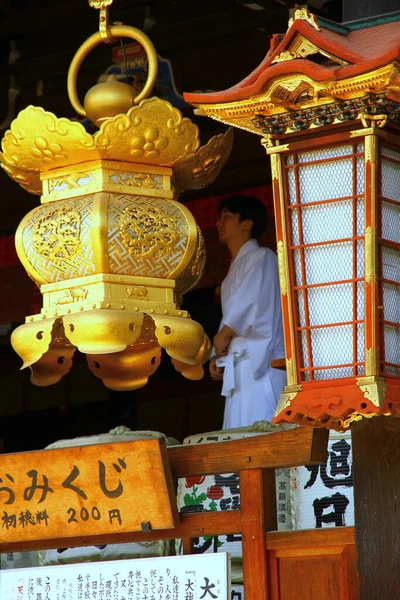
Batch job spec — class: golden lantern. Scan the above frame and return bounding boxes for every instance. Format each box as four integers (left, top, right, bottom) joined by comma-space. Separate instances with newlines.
185, 8, 400, 429
0, 0, 233, 391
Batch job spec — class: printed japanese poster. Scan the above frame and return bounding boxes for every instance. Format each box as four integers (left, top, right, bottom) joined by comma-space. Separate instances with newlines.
0, 552, 231, 600
291, 430, 354, 529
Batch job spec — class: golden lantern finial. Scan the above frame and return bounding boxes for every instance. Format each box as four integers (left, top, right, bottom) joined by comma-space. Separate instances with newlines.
88, 0, 115, 43
68, 0, 158, 126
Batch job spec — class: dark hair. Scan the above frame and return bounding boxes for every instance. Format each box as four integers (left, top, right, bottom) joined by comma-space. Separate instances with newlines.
218, 194, 268, 239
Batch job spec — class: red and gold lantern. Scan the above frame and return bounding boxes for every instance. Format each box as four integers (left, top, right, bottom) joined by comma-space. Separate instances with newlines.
186, 8, 400, 428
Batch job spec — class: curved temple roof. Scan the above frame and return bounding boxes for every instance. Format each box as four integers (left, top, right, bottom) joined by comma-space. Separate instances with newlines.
184, 10, 400, 107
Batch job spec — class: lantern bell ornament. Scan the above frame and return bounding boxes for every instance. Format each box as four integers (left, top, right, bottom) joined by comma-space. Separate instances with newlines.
185, 8, 400, 429
0, 0, 233, 391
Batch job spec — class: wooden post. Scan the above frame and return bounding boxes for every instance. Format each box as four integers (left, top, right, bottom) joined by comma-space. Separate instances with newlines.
351, 417, 400, 599
240, 468, 277, 600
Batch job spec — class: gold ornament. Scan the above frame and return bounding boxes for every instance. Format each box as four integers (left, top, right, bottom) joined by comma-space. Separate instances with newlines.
3, 1, 233, 390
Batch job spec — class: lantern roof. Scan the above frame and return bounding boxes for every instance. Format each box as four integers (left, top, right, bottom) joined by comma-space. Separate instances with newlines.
184, 8, 400, 137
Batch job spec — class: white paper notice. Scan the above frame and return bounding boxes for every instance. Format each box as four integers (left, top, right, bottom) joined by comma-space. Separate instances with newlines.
0, 552, 231, 600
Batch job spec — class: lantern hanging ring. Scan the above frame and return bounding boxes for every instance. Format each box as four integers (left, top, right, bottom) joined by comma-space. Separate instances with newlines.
67, 24, 158, 117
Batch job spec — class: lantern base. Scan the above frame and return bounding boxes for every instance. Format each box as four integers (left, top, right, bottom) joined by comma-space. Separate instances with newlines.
273, 377, 400, 430
27, 273, 186, 322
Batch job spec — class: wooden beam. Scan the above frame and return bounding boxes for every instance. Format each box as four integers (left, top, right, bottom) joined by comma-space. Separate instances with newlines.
168, 427, 329, 477
266, 525, 356, 550
0, 509, 242, 553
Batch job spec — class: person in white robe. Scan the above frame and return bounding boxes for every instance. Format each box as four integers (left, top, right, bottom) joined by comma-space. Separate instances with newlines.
209, 194, 286, 428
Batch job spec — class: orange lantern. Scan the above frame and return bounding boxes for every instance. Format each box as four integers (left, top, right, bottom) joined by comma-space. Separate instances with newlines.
185, 8, 400, 429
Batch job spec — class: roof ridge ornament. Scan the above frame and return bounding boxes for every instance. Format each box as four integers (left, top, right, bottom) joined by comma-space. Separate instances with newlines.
288, 5, 321, 32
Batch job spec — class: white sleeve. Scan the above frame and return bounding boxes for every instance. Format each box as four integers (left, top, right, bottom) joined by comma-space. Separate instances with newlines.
222, 250, 282, 378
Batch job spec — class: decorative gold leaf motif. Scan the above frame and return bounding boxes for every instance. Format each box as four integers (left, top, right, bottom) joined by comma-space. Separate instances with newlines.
277, 240, 288, 296
356, 376, 387, 407
49, 171, 95, 193
364, 225, 372, 284
57, 287, 89, 305
89, 0, 113, 8
96, 98, 200, 165
125, 286, 148, 299
286, 356, 297, 387
174, 128, 234, 193
191, 67, 397, 138
0, 100, 207, 194
32, 205, 81, 262
360, 113, 388, 129
272, 51, 298, 64
119, 200, 179, 259
176, 226, 206, 295
16, 196, 95, 285
109, 171, 163, 189
1, 106, 95, 174
288, 8, 321, 31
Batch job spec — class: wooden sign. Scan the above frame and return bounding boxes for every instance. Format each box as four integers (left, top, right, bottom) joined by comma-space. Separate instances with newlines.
0, 438, 178, 548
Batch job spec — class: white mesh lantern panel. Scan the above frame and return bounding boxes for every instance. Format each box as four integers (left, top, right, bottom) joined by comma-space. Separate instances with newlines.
310, 325, 353, 379
298, 159, 353, 203
307, 284, 353, 326
297, 145, 354, 163
356, 198, 364, 235
357, 324, 365, 375
382, 247, 400, 283
304, 242, 353, 284
382, 146, 400, 161
380, 147, 400, 376
301, 201, 353, 244
383, 283, 400, 324
382, 202, 400, 244
287, 168, 297, 205
356, 155, 365, 195
293, 249, 303, 286
357, 240, 364, 278
285, 144, 365, 381
381, 156, 400, 203
291, 208, 300, 245
296, 289, 306, 327
357, 281, 365, 320
299, 330, 310, 377
384, 325, 400, 376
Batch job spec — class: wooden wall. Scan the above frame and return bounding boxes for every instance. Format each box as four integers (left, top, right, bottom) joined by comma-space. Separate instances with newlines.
267, 528, 357, 599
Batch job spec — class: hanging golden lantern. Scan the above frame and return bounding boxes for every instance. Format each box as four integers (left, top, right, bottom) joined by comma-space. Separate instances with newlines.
0, 0, 233, 391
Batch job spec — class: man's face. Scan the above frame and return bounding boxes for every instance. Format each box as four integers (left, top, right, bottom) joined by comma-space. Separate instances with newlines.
216, 208, 251, 244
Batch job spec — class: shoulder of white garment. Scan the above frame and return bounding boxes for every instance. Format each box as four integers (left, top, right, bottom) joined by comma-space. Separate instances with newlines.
235, 240, 277, 272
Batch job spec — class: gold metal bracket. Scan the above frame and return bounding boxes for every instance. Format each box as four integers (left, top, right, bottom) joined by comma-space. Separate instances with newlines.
356, 376, 387, 408
360, 113, 388, 129
261, 135, 276, 149
89, 0, 116, 43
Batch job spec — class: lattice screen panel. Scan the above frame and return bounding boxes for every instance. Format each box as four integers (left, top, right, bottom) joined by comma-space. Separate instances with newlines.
284, 143, 365, 382
379, 145, 400, 377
